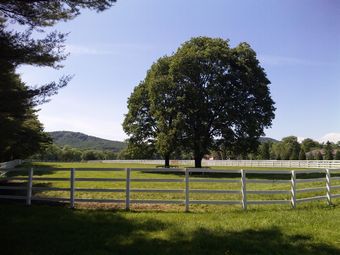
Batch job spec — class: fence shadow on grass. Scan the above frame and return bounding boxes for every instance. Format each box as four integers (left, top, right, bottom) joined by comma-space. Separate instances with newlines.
0, 204, 339, 255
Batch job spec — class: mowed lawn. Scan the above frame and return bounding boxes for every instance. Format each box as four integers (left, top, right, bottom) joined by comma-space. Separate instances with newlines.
1, 162, 340, 254
4, 161, 340, 207
1, 203, 340, 255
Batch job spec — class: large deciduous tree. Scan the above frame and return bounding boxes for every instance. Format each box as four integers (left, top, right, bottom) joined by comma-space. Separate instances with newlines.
122, 82, 158, 160
124, 37, 275, 168
123, 56, 182, 167
170, 37, 275, 167
0, 1, 116, 161
147, 56, 184, 167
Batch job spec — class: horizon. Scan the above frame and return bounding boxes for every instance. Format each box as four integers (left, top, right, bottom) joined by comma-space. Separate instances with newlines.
15, 0, 340, 143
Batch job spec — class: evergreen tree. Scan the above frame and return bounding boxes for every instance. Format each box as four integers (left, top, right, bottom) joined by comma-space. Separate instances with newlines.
335, 150, 340, 160
324, 141, 334, 160
0, 1, 116, 160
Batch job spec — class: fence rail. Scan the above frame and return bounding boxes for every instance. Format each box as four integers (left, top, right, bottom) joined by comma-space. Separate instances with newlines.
93, 160, 340, 169
0, 159, 24, 169
1, 167, 340, 211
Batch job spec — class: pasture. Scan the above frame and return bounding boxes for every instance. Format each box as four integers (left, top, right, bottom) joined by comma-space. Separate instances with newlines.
1, 162, 340, 254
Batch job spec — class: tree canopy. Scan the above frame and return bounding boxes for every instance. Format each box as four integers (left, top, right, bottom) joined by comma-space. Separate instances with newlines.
170, 37, 275, 167
0, 0, 116, 161
123, 56, 183, 167
124, 37, 275, 167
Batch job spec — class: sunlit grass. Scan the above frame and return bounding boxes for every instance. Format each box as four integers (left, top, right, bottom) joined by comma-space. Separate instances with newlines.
3, 161, 339, 212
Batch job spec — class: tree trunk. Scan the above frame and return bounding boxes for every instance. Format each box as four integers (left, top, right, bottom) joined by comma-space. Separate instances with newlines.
164, 155, 170, 168
194, 156, 202, 168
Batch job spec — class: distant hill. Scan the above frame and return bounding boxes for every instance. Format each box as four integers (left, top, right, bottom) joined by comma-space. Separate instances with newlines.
48, 131, 276, 152
48, 131, 127, 152
259, 137, 279, 143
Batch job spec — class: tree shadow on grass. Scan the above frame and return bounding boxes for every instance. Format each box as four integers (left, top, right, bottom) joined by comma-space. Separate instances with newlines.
169, 227, 339, 255
142, 169, 340, 181
1, 163, 60, 178
0, 182, 58, 202
0, 204, 339, 255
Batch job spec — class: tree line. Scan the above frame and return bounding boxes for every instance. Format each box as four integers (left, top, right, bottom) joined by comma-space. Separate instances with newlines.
34, 136, 340, 162
252, 137, 340, 160
117, 136, 340, 161
33, 144, 117, 162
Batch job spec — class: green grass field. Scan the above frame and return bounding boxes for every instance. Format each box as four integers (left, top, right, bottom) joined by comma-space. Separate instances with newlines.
1, 162, 340, 254
5, 161, 339, 211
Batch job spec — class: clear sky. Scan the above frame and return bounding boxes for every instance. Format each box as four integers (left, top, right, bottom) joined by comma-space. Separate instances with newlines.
16, 0, 340, 142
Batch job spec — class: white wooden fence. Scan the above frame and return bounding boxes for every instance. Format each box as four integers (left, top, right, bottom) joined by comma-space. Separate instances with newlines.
0, 159, 24, 178
0, 168, 340, 211
0, 159, 23, 169
97, 160, 340, 169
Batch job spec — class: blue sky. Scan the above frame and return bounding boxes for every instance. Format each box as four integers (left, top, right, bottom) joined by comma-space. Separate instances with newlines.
17, 0, 340, 142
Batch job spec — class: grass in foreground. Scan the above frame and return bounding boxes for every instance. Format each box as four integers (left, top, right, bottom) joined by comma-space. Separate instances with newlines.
1, 162, 340, 254
0, 203, 339, 255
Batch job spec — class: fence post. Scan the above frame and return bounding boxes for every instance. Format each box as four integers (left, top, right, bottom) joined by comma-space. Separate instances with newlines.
185, 168, 190, 212
241, 169, 247, 210
70, 168, 75, 209
325, 169, 332, 206
291, 170, 296, 209
125, 168, 131, 211
26, 168, 33, 206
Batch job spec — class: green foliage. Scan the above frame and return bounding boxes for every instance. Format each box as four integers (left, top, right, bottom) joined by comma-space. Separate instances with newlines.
0, 1, 115, 161
301, 138, 320, 152
335, 150, 340, 160
0, 1, 115, 28
271, 136, 301, 160
60, 146, 82, 162
49, 131, 126, 152
170, 38, 275, 167
33, 144, 117, 161
123, 56, 185, 166
81, 150, 102, 161
248, 136, 340, 161
124, 37, 275, 167
117, 141, 158, 160
258, 142, 271, 159
324, 141, 334, 160
0, 72, 51, 161
122, 82, 158, 160
299, 148, 306, 160
147, 56, 183, 166
37, 144, 63, 161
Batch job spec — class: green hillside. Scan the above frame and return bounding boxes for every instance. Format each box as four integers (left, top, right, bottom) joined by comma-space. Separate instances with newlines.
48, 131, 126, 152
259, 137, 279, 143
